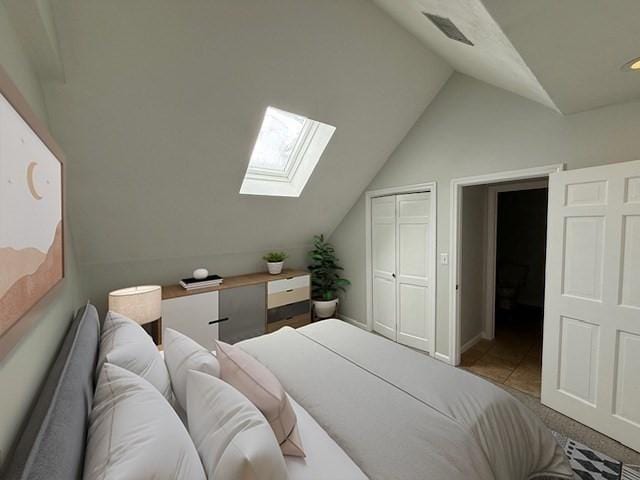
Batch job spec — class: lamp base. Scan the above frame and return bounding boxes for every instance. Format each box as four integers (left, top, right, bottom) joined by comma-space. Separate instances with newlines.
141, 317, 162, 347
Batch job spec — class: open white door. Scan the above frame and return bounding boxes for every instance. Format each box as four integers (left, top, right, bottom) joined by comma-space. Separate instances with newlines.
372, 195, 397, 340
396, 193, 431, 351
542, 160, 640, 451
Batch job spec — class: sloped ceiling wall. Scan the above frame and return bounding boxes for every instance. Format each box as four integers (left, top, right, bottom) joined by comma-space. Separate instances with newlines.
42, 0, 451, 305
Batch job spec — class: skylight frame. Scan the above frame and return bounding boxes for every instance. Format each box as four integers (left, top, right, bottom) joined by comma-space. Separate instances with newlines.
244, 118, 317, 183
240, 107, 335, 197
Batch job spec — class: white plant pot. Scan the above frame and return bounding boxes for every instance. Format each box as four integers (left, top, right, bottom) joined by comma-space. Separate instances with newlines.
267, 261, 284, 275
313, 298, 339, 319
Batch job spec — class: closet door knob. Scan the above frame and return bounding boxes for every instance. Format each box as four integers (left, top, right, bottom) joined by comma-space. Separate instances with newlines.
392, 273, 396, 278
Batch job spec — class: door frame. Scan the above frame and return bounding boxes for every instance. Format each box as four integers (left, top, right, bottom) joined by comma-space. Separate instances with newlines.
483, 179, 549, 340
365, 182, 437, 355
448, 164, 563, 366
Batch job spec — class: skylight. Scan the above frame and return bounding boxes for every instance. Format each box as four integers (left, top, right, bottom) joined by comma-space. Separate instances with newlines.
240, 106, 336, 197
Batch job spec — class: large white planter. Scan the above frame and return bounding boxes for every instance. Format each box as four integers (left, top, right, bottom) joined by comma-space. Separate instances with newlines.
313, 298, 339, 319
267, 261, 284, 275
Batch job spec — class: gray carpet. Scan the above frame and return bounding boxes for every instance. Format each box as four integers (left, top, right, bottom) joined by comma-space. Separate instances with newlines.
554, 432, 640, 480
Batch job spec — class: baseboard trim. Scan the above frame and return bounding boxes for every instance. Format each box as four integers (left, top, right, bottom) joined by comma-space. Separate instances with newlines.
461, 334, 483, 354
338, 314, 369, 331
434, 352, 452, 364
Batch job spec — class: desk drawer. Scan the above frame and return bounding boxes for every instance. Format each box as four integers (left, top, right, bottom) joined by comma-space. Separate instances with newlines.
267, 286, 310, 309
266, 314, 310, 333
267, 275, 310, 294
267, 300, 310, 323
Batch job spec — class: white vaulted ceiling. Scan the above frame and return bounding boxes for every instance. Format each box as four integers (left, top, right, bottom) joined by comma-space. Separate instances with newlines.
372, 0, 640, 114
372, 0, 558, 111
481, 0, 640, 113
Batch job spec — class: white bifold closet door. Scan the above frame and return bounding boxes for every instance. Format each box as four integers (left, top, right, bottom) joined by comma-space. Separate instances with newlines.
372, 192, 431, 352
542, 160, 640, 451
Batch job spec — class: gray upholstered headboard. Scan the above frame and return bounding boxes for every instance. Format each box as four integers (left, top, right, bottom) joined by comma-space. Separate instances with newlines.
2, 304, 100, 480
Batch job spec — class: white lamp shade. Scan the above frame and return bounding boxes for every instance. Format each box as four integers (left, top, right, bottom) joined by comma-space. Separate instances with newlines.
108, 285, 162, 325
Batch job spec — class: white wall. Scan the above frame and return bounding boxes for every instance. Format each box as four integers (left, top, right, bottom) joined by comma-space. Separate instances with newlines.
460, 184, 487, 347
0, 1, 81, 463
331, 72, 640, 358
43, 0, 451, 312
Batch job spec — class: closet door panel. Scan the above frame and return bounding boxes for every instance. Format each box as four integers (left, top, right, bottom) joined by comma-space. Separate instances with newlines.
398, 223, 429, 279
396, 193, 431, 352
373, 276, 396, 336
399, 283, 428, 339
372, 195, 396, 340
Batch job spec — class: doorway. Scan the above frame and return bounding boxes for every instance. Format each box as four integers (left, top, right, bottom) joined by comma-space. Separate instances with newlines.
449, 164, 562, 366
461, 181, 549, 397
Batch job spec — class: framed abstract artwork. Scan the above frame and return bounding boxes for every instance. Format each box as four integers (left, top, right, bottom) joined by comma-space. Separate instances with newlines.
0, 66, 64, 356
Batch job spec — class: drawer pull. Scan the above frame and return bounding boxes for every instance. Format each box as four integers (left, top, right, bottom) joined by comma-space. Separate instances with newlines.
208, 317, 229, 325
286, 289, 294, 292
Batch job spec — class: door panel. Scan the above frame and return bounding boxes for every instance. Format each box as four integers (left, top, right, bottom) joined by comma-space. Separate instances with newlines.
620, 215, 640, 307
399, 283, 428, 339
396, 193, 431, 352
626, 177, 640, 203
398, 223, 429, 278
373, 276, 396, 338
561, 216, 605, 301
614, 331, 640, 426
372, 195, 396, 340
373, 223, 395, 274
543, 159, 640, 451
558, 316, 599, 405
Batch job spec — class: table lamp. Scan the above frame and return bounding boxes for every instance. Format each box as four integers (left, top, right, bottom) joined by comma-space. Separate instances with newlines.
108, 285, 162, 343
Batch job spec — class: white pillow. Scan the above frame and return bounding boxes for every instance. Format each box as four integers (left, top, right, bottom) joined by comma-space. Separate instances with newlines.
99, 311, 174, 403
187, 370, 289, 480
163, 327, 220, 411
84, 363, 206, 480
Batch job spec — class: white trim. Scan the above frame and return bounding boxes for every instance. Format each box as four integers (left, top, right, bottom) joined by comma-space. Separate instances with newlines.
484, 179, 548, 340
338, 314, 369, 331
434, 352, 450, 364
460, 333, 487, 354
449, 164, 563, 366
365, 182, 437, 355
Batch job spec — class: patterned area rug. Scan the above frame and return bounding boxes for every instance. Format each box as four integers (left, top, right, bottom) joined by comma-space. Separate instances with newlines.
553, 432, 640, 480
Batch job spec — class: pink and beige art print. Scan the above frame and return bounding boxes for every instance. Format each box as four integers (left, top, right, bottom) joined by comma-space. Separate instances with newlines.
0, 85, 64, 343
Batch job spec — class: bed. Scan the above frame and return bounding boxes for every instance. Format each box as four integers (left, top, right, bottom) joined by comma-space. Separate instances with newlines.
238, 320, 573, 480
1, 305, 572, 480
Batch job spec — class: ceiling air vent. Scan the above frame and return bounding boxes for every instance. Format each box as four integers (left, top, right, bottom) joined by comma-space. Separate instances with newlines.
423, 13, 474, 46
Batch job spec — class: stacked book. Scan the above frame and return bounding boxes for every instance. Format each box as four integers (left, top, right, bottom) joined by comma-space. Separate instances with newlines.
179, 274, 223, 291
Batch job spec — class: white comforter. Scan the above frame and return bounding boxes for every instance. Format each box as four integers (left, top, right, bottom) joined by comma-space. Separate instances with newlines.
238, 320, 573, 480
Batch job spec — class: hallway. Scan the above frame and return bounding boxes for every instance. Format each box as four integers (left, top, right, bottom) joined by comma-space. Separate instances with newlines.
461, 307, 542, 397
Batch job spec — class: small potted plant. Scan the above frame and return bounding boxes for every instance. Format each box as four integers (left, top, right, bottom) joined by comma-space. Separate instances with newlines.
263, 251, 288, 275
308, 234, 350, 319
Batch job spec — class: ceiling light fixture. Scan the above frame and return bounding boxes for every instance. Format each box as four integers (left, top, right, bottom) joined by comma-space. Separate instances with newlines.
622, 57, 640, 71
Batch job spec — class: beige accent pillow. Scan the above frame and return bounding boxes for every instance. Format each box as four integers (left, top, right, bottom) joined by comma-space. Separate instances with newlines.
187, 370, 289, 480
163, 327, 220, 411
99, 311, 174, 403
84, 363, 206, 480
215, 340, 305, 457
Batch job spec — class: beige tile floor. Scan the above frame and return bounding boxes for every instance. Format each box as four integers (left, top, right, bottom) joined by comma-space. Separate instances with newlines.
462, 310, 543, 397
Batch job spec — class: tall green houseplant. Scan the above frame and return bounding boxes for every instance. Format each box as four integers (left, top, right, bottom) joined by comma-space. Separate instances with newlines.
308, 234, 350, 301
